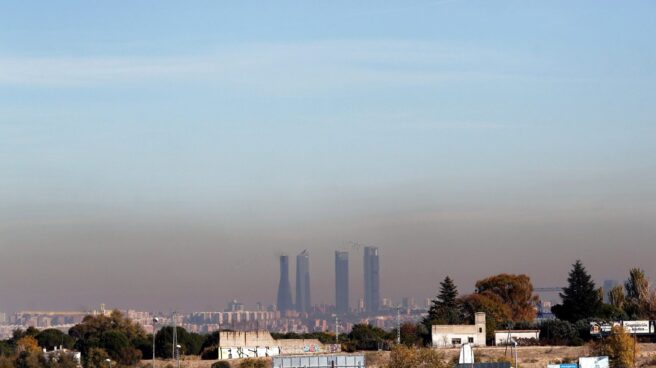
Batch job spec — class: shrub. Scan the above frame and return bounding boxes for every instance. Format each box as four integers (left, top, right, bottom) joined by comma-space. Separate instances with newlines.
238, 358, 266, 368
211, 361, 231, 368
539, 320, 579, 345
387, 345, 449, 368
201, 347, 218, 360
590, 326, 637, 368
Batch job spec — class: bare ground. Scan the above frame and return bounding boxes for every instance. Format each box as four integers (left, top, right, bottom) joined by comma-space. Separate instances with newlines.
141, 343, 656, 368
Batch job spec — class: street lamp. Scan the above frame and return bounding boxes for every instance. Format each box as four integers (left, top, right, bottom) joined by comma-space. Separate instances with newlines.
511, 339, 518, 368
152, 317, 159, 368
175, 344, 182, 368
105, 359, 112, 368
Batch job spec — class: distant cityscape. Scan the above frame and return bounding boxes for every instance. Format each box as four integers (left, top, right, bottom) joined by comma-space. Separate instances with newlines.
0, 246, 620, 340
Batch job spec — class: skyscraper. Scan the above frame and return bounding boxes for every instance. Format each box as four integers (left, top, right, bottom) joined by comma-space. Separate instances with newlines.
276, 255, 293, 313
335, 251, 349, 313
295, 250, 311, 313
363, 246, 380, 313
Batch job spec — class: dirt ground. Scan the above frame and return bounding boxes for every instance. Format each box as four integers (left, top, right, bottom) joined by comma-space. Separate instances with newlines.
141, 343, 656, 367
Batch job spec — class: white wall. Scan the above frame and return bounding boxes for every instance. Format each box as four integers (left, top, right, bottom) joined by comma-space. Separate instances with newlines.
494, 330, 540, 346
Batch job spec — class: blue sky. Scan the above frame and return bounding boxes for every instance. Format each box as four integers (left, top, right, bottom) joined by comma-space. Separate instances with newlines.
1, 1, 655, 312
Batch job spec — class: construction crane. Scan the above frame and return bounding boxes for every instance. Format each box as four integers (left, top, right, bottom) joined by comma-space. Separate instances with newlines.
534, 287, 563, 292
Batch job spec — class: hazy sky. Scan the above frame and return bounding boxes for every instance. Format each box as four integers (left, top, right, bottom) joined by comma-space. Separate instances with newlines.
1, 1, 655, 313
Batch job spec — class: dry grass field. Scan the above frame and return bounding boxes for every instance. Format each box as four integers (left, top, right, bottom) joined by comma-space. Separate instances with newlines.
142, 343, 656, 368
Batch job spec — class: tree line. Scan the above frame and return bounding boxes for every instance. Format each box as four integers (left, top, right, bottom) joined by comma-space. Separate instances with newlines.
2, 259, 654, 368
407, 260, 656, 347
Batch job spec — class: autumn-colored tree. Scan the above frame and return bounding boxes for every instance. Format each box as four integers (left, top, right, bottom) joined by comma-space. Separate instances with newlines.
624, 268, 656, 319
459, 293, 511, 341
608, 285, 626, 310
0, 356, 14, 368
475, 273, 538, 321
591, 326, 637, 368
387, 345, 449, 368
15, 337, 40, 355
399, 322, 421, 347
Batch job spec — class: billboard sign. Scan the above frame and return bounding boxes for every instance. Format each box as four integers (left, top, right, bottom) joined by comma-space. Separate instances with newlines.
623, 320, 650, 334
590, 322, 620, 335
548, 364, 578, 368
579, 356, 609, 368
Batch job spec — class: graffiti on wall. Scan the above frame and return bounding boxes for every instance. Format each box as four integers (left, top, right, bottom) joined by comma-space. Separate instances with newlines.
302, 344, 320, 353
218, 346, 281, 360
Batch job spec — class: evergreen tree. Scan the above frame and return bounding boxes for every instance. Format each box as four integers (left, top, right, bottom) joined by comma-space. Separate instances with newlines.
552, 260, 602, 322
425, 276, 461, 325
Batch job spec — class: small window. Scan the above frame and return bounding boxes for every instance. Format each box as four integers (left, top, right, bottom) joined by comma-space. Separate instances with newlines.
479, 328, 483, 333
451, 338, 461, 345
468, 337, 474, 343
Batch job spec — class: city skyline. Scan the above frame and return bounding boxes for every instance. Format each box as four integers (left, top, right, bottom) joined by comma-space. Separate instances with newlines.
1, 1, 656, 313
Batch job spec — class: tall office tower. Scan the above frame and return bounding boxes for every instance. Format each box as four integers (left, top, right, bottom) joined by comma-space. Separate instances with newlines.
277, 255, 294, 313
295, 250, 312, 313
335, 251, 349, 313
363, 246, 380, 313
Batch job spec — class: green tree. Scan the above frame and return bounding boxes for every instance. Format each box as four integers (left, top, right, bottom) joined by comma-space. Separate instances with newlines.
0, 341, 13, 357
538, 320, 580, 346
99, 330, 140, 365
68, 310, 146, 367
348, 324, 391, 351
36, 329, 75, 350
421, 276, 461, 345
199, 331, 220, 360
14, 351, 45, 368
85, 348, 109, 368
47, 353, 79, 368
154, 327, 198, 358
425, 276, 461, 325
552, 260, 602, 322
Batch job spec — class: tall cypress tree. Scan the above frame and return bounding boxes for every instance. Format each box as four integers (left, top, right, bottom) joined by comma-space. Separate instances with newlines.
552, 260, 602, 322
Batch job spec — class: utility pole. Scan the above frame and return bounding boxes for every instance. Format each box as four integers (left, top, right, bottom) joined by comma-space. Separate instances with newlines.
172, 312, 177, 362
396, 306, 401, 345
152, 317, 159, 368
335, 315, 339, 344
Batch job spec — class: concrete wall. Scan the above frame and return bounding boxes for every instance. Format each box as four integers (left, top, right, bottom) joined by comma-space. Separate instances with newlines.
218, 331, 338, 360
432, 312, 486, 348
219, 331, 277, 348
494, 330, 540, 346
218, 346, 280, 360
277, 339, 339, 354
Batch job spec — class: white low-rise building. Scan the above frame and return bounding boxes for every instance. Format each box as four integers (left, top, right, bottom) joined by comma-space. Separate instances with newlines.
494, 330, 540, 346
432, 312, 486, 348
